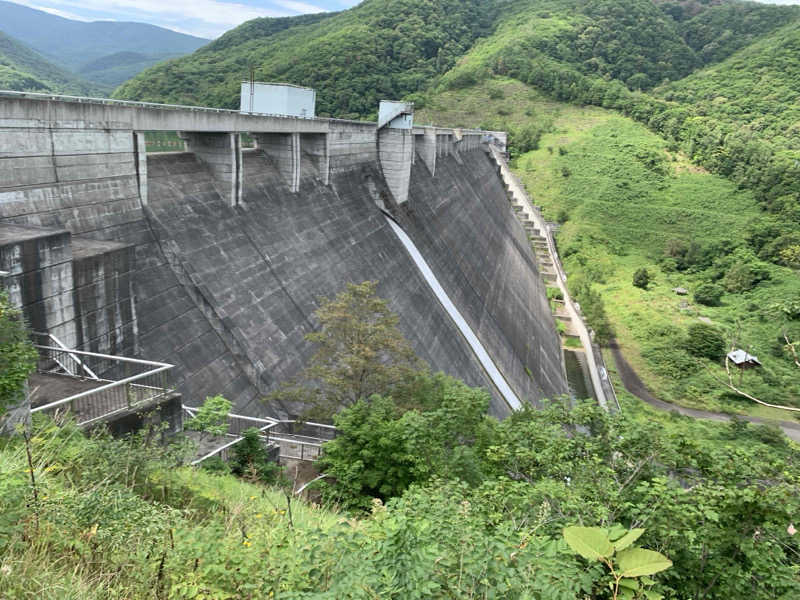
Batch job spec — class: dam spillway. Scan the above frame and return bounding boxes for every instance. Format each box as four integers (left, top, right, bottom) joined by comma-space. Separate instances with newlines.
0, 91, 567, 418
385, 215, 521, 411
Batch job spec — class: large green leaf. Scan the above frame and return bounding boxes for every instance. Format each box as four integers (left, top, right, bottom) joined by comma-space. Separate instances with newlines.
617, 548, 673, 577
562, 526, 614, 561
613, 528, 645, 551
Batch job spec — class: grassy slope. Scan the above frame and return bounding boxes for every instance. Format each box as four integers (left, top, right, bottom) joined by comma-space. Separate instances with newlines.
3, 401, 796, 598
419, 78, 800, 420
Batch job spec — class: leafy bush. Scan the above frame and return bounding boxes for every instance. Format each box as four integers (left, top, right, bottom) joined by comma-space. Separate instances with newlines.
693, 282, 723, 306
184, 395, 232, 438
0, 291, 37, 418
632, 267, 651, 289
547, 286, 564, 301
229, 427, 281, 484
721, 262, 769, 293
316, 375, 490, 511
759, 232, 800, 266
685, 322, 725, 360
268, 281, 426, 420
573, 283, 613, 344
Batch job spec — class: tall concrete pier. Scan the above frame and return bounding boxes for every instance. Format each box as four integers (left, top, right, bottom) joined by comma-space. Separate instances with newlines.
0, 91, 567, 418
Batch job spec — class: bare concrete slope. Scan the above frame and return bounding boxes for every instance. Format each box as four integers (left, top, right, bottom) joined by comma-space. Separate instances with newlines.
143, 150, 511, 416
399, 150, 567, 406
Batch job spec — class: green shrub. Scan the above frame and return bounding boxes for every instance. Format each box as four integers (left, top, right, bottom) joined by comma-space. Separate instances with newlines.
547, 286, 564, 301
573, 283, 613, 345
759, 233, 800, 266
693, 282, 723, 306
632, 267, 651, 289
185, 395, 232, 438
0, 291, 37, 417
685, 323, 725, 360
718, 250, 771, 293
230, 428, 281, 484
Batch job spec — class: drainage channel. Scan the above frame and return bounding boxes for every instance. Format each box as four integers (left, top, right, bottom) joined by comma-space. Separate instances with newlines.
563, 349, 596, 402
384, 215, 522, 411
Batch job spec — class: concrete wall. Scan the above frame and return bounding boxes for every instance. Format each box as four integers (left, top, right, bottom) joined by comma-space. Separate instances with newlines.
0, 94, 566, 419
378, 128, 413, 205
254, 132, 300, 192
0, 225, 76, 346
0, 92, 328, 133
415, 129, 437, 176
180, 132, 242, 206
399, 149, 568, 402
0, 225, 137, 357
328, 121, 377, 173
71, 238, 136, 356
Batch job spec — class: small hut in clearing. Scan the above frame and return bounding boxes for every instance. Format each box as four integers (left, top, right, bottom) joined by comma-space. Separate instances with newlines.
727, 349, 762, 369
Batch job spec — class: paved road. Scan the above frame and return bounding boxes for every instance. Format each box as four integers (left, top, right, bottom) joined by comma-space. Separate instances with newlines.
609, 340, 800, 443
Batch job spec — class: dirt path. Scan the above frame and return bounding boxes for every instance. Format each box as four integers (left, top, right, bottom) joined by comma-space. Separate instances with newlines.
608, 340, 800, 443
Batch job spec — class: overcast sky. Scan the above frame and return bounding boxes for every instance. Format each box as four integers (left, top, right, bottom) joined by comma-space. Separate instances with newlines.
12, 0, 800, 40
15, 0, 362, 38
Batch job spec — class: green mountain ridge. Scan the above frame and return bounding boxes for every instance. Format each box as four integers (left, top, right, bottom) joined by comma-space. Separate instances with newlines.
0, 30, 101, 95
115, 0, 800, 117
657, 17, 800, 148
0, 0, 208, 88
114, 0, 496, 117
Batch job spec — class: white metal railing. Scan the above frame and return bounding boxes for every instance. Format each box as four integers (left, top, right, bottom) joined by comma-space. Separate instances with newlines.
31, 345, 174, 426
31, 332, 99, 380
0, 89, 324, 121
183, 405, 335, 465
0, 90, 497, 132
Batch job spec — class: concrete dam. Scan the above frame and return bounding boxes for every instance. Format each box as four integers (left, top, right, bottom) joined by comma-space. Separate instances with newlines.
0, 92, 568, 419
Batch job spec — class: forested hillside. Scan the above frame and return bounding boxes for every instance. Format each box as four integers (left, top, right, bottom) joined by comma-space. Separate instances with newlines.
114, 0, 494, 118
658, 18, 800, 149
0, 30, 99, 95
116, 0, 799, 113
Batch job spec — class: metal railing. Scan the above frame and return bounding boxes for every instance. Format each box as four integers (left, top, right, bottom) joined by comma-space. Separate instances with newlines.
0, 90, 499, 131
31, 332, 100, 379
184, 405, 335, 465
31, 345, 174, 426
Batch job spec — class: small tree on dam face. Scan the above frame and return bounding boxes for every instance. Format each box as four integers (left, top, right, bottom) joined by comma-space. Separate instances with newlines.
267, 281, 427, 421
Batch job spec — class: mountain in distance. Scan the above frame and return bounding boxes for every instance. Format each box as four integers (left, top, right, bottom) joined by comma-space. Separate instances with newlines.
0, 0, 209, 88
0, 29, 100, 95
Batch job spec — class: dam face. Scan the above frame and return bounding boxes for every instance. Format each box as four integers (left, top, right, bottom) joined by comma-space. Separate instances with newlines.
0, 93, 567, 418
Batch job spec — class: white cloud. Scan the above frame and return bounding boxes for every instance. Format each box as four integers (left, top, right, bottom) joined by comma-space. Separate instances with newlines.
25, 3, 93, 21
274, 0, 326, 13
13, 0, 331, 37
